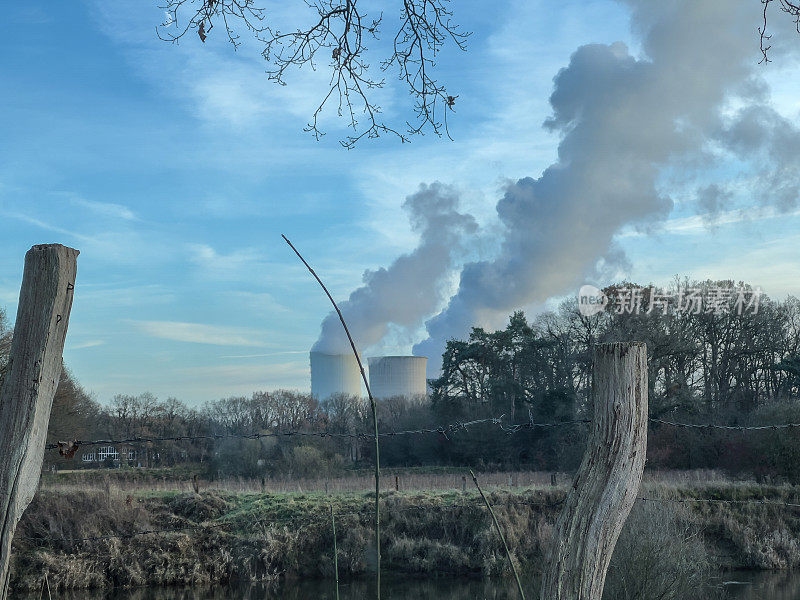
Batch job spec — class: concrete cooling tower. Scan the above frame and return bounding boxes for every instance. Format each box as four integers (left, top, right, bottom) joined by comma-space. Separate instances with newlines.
310, 351, 362, 400
368, 356, 428, 400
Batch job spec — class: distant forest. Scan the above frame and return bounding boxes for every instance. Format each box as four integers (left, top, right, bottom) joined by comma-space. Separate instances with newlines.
2, 278, 800, 480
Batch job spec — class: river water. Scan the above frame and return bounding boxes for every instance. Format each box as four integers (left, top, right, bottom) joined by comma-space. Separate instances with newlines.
14, 570, 800, 600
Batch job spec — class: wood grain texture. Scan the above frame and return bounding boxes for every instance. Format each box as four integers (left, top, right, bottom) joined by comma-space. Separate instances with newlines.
0, 244, 78, 598
540, 341, 648, 600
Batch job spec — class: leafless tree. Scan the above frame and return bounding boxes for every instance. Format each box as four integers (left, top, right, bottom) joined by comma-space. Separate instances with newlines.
157, 0, 469, 147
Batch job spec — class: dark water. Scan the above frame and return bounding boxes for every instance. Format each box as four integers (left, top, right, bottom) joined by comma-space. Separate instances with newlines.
17, 571, 800, 599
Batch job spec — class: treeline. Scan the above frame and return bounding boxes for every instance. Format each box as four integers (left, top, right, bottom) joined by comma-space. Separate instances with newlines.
432, 279, 800, 418
5, 279, 800, 480
35, 388, 448, 478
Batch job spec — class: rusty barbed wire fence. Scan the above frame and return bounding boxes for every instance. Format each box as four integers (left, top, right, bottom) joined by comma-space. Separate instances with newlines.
45, 415, 591, 458
648, 418, 800, 430
45, 415, 590, 454
48, 414, 800, 456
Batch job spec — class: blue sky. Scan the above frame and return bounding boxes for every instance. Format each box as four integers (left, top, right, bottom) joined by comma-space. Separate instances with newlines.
2, 0, 800, 405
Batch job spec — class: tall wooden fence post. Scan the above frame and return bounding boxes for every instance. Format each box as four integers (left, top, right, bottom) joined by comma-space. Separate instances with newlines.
0, 244, 79, 598
540, 341, 648, 600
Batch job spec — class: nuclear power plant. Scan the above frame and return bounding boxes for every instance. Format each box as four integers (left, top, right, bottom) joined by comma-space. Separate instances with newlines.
309, 350, 428, 401
309, 351, 362, 400
368, 355, 428, 400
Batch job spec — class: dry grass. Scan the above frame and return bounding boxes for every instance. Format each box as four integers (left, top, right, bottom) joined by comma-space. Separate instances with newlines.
39, 467, 753, 496
40, 469, 572, 495
10, 472, 800, 595
9, 487, 564, 593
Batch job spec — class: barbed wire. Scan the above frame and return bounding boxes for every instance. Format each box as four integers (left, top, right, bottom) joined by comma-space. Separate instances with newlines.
44, 413, 800, 458
44, 416, 591, 454
639, 495, 800, 508
649, 418, 800, 431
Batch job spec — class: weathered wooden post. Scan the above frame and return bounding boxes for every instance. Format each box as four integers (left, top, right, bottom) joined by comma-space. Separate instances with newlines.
0, 244, 78, 598
540, 342, 648, 600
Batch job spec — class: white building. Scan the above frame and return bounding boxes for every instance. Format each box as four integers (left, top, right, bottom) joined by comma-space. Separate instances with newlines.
368, 356, 428, 400
310, 351, 362, 400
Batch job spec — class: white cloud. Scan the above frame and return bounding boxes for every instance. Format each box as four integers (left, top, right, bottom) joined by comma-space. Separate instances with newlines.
76, 283, 176, 308
0, 286, 18, 305
71, 197, 138, 221
619, 205, 800, 238
89, 0, 355, 135
219, 350, 307, 358
352, 0, 635, 258
0, 211, 92, 243
224, 290, 291, 316
0, 207, 177, 266
84, 360, 310, 403
679, 235, 800, 299
171, 360, 310, 397
69, 340, 106, 350
134, 320, 266, 346
185, 243, 263, 281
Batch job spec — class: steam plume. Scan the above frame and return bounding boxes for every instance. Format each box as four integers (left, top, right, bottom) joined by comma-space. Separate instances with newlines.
414, 0, 789, 369
312, 183, 477, 355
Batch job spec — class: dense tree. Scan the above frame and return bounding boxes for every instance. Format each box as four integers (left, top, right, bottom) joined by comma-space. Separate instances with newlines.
46, 369, 99, 449
432, 279, 800, 424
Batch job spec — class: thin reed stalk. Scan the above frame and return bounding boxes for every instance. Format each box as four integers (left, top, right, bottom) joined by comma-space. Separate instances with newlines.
469, 469, 526, 599
282, 234, 381, 598
331, 504, 340, 600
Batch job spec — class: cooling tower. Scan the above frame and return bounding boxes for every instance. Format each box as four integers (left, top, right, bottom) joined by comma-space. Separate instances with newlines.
310, 351, 362, 400
368, 356, 428, 400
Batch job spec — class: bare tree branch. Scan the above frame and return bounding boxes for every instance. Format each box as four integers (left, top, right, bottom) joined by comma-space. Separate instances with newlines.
157, 0, 470, 148
760, 0, 800, 63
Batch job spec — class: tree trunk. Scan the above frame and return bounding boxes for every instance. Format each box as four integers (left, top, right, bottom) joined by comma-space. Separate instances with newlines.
540, 341, 648, 600
0, 244, 79, 598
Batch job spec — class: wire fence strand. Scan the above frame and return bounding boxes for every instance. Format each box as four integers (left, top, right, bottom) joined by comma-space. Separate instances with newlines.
44, 416, 592, 452
649, 418, 800, 430
47, 415, 800, 454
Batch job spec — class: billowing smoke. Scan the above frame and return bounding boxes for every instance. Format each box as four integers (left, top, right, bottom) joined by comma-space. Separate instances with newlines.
412, 0, 792, 368
312, 0, 800, 375
312, 183, 477, 355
